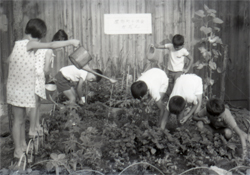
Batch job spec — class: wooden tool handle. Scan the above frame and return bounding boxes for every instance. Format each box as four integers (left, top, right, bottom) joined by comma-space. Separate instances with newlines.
81, 67, 117, 84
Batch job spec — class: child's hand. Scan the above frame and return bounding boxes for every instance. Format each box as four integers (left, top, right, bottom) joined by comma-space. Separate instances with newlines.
180, 116, 189, 124
242, 147, 247, 160
78, 100, 84, 105
110, 79, 118, 84
183, 69, 188, 74
202, 117, 210, 124
70, 39, 81, 47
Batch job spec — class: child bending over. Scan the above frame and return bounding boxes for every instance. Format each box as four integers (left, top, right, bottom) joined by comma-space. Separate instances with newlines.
160, 74, 203, 129
131, 68, 169, 125
193, 98, 250, 159
55, 65, 102, 105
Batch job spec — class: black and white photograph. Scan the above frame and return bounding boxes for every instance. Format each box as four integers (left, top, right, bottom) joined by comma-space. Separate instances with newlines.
0, 0, 249, 174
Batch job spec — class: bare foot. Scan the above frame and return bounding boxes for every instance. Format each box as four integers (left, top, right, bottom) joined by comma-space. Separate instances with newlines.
14, 149, 23, 158
22, 144, 27, 152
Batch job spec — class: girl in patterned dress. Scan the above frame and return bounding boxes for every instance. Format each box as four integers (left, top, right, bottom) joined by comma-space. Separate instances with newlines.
7, 18, 80, 159
29, 29, 68, 137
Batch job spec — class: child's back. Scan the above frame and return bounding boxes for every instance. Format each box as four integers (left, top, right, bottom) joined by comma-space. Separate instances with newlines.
7, 39, 36, 107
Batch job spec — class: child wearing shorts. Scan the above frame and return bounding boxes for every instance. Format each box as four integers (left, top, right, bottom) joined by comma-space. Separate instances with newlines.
160, 74, 203, 129
55, 65, 102, 104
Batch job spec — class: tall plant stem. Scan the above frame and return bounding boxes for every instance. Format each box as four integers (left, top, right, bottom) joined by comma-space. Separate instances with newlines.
220, 45, 228, 101
209, 43, 213, 99
125, 65, 130, 101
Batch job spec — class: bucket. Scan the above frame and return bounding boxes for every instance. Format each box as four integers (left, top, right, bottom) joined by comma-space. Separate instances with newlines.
45, 84, 57, 91
147, 45, 158, 62
45, 84, 57, 100
69, 47, 92, 69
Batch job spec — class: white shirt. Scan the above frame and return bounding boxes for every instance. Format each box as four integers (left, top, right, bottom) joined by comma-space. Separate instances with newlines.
60, 65, 87, 82
168, 74, 203, 109
137, 68, 169, 101
164, 43, 189, 72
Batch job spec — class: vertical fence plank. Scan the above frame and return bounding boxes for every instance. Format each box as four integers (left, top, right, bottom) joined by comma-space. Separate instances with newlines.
109, 0, 119, 77
135, 0, 146, 75
117, 0, 128, 77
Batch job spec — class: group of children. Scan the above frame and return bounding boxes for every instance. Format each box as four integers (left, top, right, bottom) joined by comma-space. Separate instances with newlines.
6, 18, 102, 161
6, 18, 249, 163
131, 34, 249, 159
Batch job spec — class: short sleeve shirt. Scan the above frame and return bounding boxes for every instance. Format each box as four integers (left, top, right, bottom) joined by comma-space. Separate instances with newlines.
167, 74, 203, 110
60, 65, 87, 82
164, 43, 189, 72
198, 108, 237, 129
137, 68, 169, 101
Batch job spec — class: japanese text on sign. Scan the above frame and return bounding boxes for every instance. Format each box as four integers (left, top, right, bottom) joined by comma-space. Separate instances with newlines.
104, 14, 152, 34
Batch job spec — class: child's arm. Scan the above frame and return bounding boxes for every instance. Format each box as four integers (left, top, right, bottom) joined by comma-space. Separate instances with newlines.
154, 43, 166, 49
233, 125, 249, 159
183, 55, 194, 73
44, 49, 53, 75
160, 109, 170, 129
27, 39, 80, 51
155, 98, 164, 125
192, 108, 210, 124
4, 55, 11, 64
180, 94, 202, 124
226, 111, 250, 159
76, 78, 84, 102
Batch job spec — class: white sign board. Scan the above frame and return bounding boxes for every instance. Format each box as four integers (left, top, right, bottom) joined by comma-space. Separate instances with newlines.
104, 14, 152, 34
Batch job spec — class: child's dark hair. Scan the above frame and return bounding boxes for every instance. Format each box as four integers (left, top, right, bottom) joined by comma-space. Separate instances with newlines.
92, 69, 103, 82
172, 34, 184, 48
169, 96, 186, 115
131, 81, 147, 99
206, 98, 225, 116
52, 29, 68, 41
25, 18, 47, 39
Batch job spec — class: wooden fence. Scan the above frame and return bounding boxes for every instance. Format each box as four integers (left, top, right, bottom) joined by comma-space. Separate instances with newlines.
0, 0, 249, 109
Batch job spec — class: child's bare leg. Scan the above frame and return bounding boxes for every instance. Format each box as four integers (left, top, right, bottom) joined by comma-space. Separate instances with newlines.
29, 107, 36, 135
29, 95, 39, 136
12, 105, 25, 158
20, 110, 27, 151
35, 97, 42, 131
63, 87, 77, 104
194, 94, 202, 114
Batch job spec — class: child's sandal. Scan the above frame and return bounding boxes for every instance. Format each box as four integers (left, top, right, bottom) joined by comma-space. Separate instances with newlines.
10, 152, 27, 171
26, 139, 35, 163
28, 133, 40, 156
41, 119, 49, 135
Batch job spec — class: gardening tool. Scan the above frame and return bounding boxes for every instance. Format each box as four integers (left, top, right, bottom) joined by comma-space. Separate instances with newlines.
81, 66, 117, 84
147, 44, 158, 62
69, 46, 117, 84
143, 44, 162, 72
69, 46, 93, 69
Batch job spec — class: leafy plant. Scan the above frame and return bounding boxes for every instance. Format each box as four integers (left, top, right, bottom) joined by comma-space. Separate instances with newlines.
46, 153, 70, 175
192, 4, 225, 98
